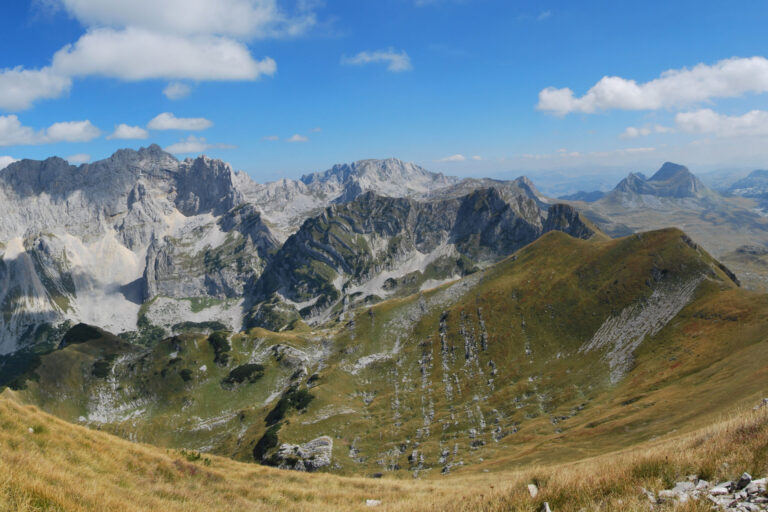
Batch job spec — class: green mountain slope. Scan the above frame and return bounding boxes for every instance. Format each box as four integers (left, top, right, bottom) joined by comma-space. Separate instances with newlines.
6, 228, 767, 478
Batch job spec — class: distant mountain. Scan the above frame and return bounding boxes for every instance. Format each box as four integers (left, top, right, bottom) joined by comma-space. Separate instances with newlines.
238, 159, 460, 236
563, 162, 768, 291
727, 169, 768, 198
558, 190, 606, 202
610, 162, 709, 199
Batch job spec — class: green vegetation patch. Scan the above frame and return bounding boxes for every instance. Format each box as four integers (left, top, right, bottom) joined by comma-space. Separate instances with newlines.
253, 424, 281, 461
221, 364, 265, 388
265, 386, 314, 426
208, 331, 231, 366
171, 321, 227, 334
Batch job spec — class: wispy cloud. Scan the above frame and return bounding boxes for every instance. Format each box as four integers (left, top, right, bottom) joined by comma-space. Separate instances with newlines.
66, 153, 91, 164
342, 48, 412, 72
262, 135, 280, 141
0, 115, 100, 146
537, 10, 552, 20
437, 154, 466, 162
287, 134, 308, 142
621, 125, 673, 138
163, 82, 192, 100
165, 135, 235, 154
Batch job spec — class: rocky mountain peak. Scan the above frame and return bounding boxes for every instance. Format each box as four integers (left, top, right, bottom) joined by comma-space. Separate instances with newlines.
649, 162, 691, 182
611, 163, 707, 199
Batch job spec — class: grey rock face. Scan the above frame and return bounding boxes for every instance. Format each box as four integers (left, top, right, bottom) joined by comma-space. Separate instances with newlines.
274, 435, 333, 471
609, 162, 709, 200
0, 144, 598, 354
0, 145, 265, 352
247, 188, 596, 330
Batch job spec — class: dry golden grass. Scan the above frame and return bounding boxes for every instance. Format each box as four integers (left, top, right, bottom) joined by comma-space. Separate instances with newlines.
2, 391, 768, 511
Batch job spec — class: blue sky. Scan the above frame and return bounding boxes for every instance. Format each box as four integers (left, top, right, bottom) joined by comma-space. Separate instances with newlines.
1, 0, 768, 183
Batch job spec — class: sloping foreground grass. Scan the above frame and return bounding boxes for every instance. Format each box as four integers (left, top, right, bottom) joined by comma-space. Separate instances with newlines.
2, 386, 768, 512
0, 389, 449, 512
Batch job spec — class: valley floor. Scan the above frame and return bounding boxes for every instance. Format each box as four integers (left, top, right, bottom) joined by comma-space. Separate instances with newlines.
2, 389, 767, 512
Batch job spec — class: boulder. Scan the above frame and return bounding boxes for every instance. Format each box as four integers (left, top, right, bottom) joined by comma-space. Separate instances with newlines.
273, 435, 333, 472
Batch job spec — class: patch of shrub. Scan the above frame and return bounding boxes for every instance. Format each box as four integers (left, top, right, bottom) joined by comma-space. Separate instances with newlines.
171, 321, 227, 333
91, 359, 112, 379
265, 396, 291, 426
221, 364, 265, 387
179, 369, 193, 382
264, 386, 314, 426
0, 350, 43, 390
179, 449, 211, 466
208, 331, 231, 366
254, 424, 281, 461
289, 388, 314, 410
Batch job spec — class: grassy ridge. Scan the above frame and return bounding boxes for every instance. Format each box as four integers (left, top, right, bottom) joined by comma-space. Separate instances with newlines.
1, 389, 767, 511
8, 228, 768, 480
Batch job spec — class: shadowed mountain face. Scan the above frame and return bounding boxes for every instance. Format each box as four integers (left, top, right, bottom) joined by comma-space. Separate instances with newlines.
0, 146, 592, 353
246, 190, 597, 330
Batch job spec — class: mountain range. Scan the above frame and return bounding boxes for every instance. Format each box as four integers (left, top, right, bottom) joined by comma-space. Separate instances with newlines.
3, 146, 768, 487
0, 146, 592, 354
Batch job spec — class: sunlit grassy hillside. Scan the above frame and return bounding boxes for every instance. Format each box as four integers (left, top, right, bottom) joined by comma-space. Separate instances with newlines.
7, 228, 768, 481
2, 389, 767, 511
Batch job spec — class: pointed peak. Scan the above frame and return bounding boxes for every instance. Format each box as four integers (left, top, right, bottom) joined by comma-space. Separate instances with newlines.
650, 162, 691, 182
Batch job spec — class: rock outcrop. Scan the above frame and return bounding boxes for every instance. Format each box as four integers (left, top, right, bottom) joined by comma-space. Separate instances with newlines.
273, 436, 333, 472
647, 472, 768, 510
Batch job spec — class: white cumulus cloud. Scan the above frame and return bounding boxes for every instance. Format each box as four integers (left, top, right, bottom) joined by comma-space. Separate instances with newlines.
675, 108, 768, 137
107, 123, 149, 140
0, 115, 100, 146
287, 134, 308, 142
45, 120, 101, 142
538, 56, 768, 115
1, 0, 315, 111
165, 135, 235, 154
148, 112, 213, 131
342, 48, 412, 72
52, 28, 276, 81
53, 0, 316, 39
0, 67, 72, 111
